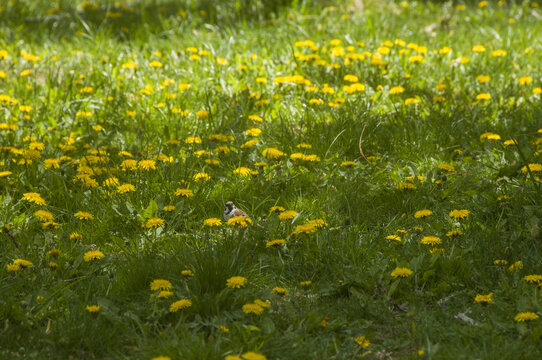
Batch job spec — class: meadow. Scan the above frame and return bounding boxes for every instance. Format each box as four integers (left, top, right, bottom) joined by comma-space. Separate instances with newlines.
1, 0, 542, 359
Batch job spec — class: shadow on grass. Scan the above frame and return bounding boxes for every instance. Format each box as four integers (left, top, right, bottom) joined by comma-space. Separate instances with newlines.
1, 0, 328, 43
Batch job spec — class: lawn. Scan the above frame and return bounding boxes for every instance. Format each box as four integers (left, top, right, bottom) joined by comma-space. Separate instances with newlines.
1, 0, 542, 359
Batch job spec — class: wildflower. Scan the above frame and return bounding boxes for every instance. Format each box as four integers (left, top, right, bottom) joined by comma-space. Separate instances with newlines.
34, 210, 54, 222
84, 250, 104, 261
421, 236, 441, 245
476, 93, 491, 100
449, 209, 470, 219
270, 206, 285, 213
193, 172, 210, 182
254, 299, 271, 308
86, 305, 101, 313
266, 239, 286, 247
446, 230, 463, 237
476, 75, 490, 83
272, 287, 289, 296
175, 188, 194, 198
524, 275, 542, 284
185, 136, 202, 144
491, 49, 507, 57
292, 223, 318, 235
74, 211, 94, 220
354, 336, 371, 348
514, 312, 539, 322
340, 161, 356, 167
227, 276, 247, 289
152, 357, 171, 360
227, 216, 253, 228
389, 86, 405, 95
0, 171, 12, 178
241, 352, 267, 360
508, 260, 523, 271
225, 356, 242, 360
115, 184, 135, 194
138, 159, 156, 171
233, 167, 253, 177
149, 60, 162, 68
472, 45, 486, 53
386, 235, 402, 242
480, 132, 501, 140
145, 218, 165, 228
518, 76, 533, 85
245, 128, 262, 136
181, 270, 195, 277
169, 299, 192, 312
414, 209, 432, 218
474, 293, 493, 304
22, 192, 46, 205
204, 218, 222, 227
438, 163, 455, 172
397, 182, 416, 190
196, 110, 209, 119
242, 303, 264, 315
6, 263, 20, 272
150, 279, 172, 291
219, 325, 230, 333
300, 280, 312, 287
262, 147, 285, 160
391, 267, 413, 278
279, 210, 298, 220
249, 114, 263, 122
522, 164, 542, 173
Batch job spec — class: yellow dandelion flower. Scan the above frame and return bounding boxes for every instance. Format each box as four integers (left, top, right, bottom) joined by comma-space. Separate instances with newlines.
414, 209, 432, 218
514, 312, 539, 322
226, 276, 247, 289
84, 250, 104, 261
227, 216, 253, 228
272, 287, 289, 295
138, 159, 156, 171
262, 147, 285, 160
449, 209, 470, 219
169, 299, 192, 312
181, 269, 195, 277
150, 279, 172, 291
145, 218, 165, 228
22, 192, 46, 205
204, 218, 222, 227
266, 239, 286, 248
175, 188, 194, 197
421, 236, 441, 245
474, 293, 493, 304
389, 86, 405, 95
242, 303, 264, 315
241, 352, 267, 360
34, 210, 54, 222
86, 305, 101, 313
391, 267, 413, 278
193, 172, 210, 182
279, 210, 298, 220
354, 335, 371, 348
74, 211, 94, 220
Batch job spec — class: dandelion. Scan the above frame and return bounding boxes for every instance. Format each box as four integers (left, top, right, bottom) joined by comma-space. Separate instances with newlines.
397, 182, 416, 190
74, 211, 94, 220
22, 192, 46, 205
421, 236, 441, 245
279, 210, 298, 220
150, 279, 172, 291
474, 293, 493, 304
242, 303, 264, 315
227, 216, 253, 228
6, 263, 20, 272
438, 163, 455, 172
262, 147, 285, 160
34, 210, 54, 222
446, 230, 463, 237
86, 305, 101, 313
391, 267, 413, 278
84, 250, 104, 261
272, 287, 289, 296
524, 275, 542, 284
522, 164, 542, 173
169, 299, 192, 312
449, 209, 470, 219
175, 188, 194, 198
226, 276, 247, 288
138, 159, 156, 171
340, 161, 356, 167
152, 357, 171, 360
514, 312, 539, 322
204, 218, 222, 227
389, 86, 405, 95
354, 336, 371, 348
233, 167, 253, 177
518, 76, 533, 85
508, 260, 523, 271
196, 110, 209, 119
0, 171, 13, 178
476, 93, 491, 100
185, 136, 202, 144
414, 209, 432, 218
270, 206, 285, 213
386, 235, 402, 242
181, 270, 195, 277
480, 132, 501, 140
193, 172, 210, 182
266, 239, 286, 247
241, 352, 267, 360
145, 218, 165, 228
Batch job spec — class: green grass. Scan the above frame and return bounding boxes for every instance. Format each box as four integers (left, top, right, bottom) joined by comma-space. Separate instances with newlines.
2, 0, 542, 359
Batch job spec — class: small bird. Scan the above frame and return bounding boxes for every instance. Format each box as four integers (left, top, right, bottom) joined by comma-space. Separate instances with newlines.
224, 201, 249, 221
